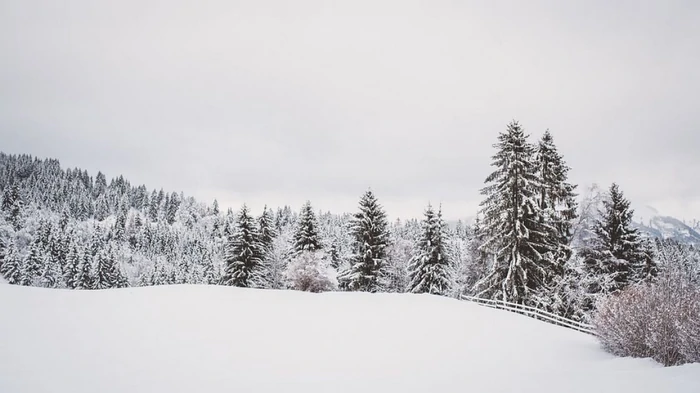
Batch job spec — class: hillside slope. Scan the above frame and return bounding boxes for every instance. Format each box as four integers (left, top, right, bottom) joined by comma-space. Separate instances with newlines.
0, 285, 698, 393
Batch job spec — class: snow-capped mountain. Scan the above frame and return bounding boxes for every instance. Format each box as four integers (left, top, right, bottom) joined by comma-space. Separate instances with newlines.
633, 205, 700, 245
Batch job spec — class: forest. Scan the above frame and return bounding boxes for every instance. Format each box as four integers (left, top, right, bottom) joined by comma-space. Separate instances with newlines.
1, 121, 699, 365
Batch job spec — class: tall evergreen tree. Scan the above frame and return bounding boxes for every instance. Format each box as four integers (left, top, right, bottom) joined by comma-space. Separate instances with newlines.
74, 252, 94, 290
0, 235, 5, 273
535, 130, 578, 257
1, 184, 23, 231
0, 240, 22, 284
64, 244, 82, 289
581, 183, 650, 295
39, 253, 62, 288
408, 204, 451, 295
222, 205, 264, 287
258, 206, 277, 253
339, 190, 390, 292
475, 121, 553, 304
23, 240, 45, 285
293, 201, 322, 253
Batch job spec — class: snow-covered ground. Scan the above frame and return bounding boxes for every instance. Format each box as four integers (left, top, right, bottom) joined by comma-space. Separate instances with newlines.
0, 285, 698, 393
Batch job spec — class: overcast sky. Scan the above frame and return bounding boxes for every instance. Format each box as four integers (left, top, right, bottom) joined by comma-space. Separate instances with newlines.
1, 0, 698, 220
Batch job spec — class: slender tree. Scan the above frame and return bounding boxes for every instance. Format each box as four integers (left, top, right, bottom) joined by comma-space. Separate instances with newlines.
222, 205, 264, 287
293, 201, 323, 254
535, 130, 578, 258
339, 190, 390, 292
0, 240, 22, 284
408, 204, 452, 295
581, 183, 650, 295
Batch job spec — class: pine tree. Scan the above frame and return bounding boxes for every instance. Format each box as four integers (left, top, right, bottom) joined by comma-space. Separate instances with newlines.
339, 190, 390, 292
258, 206, 277, 253
293, 201, 322, 253
408, 204, 452, 295
531, 130, 579, 310
2, 184, 23, 231
581, 183, 649, 295
39, 254, 62, 288
0, 235, 5, 273
94, 250, 114, 289
64, 244, 82, 289
23, 240, 44, 285
475, 121, 553, 304
165, 192, 179, 224
74, 252, 94, 290
222, 205, 264, 287
0, 240, 22, 284
535, 130, 578, 260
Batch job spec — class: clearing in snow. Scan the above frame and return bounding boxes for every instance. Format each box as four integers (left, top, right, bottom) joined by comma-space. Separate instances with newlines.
0, 284, 698, 393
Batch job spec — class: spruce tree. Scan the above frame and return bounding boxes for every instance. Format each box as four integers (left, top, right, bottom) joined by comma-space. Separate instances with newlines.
222, 205, 264, 287
258, 206, 277, 253
475, 121, 552, 304
532, 130, 579, 309
1, 184, 23, 231
582, 183, 649, 294
94, 250, 115, 289
293, 201, 322, 253
0, 240, 22, 284
535, 130, 578, 258
64, 244, 82, 289
74, 252, 94, 290
408, 204, 451, 295
39, 254, 62, 288
0, 235, 5, 273
23, 240, 44, 285
339, 190, 390, 292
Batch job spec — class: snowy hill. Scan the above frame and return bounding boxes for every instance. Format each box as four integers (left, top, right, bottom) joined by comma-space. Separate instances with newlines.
633, 206, 700, 244
1, 285, 698, 393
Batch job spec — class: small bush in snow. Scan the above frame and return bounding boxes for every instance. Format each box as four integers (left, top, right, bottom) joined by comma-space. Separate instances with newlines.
593, 264, 700, 366
285, 251, 337, 293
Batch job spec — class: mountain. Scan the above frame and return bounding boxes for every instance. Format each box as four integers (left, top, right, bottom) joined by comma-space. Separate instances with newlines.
633, 205, 700, 245
1, 284, 699, 393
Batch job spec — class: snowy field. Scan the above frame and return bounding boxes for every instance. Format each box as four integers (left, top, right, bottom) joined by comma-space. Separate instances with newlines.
0, 284, 698, 393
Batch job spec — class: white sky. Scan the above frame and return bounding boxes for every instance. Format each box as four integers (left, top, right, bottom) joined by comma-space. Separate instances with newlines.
1, 0, 699, 220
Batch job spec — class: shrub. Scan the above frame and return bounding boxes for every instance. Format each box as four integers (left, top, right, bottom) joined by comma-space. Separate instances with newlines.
593, 265, 700, 366
285, 251, 337, 293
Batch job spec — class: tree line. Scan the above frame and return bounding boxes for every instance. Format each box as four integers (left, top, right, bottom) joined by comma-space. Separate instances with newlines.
1, 122, 699, 325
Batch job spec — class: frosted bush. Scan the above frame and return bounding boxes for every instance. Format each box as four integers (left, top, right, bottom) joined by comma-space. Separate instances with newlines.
285, 251, 337, 293
593, 264, 700, 366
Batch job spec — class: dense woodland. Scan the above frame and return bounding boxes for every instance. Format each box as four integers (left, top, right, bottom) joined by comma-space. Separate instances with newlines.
1, 121, 699, 328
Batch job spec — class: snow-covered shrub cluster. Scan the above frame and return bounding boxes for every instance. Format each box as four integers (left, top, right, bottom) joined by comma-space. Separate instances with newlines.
285, 251, 337, 292
594, 264, 700, 366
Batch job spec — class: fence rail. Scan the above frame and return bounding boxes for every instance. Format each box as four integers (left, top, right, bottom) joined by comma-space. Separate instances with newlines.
460, 295, 596, 335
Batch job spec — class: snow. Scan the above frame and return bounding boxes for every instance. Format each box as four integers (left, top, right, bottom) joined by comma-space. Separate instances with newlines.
0, 285, 698, 393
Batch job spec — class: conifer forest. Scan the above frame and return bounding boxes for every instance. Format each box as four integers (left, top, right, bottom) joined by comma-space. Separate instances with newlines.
2, 120, 698, 331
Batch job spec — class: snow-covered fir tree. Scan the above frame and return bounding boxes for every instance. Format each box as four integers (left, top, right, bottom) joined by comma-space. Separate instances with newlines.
581, 183, 651, 296
258, 206, 277, 254
293, 201, 322, 253
221, 205, 264, 288
256, 205, 278, 287
2, 183, 23, 231
475, 121, 553, 304
535, 130, 578, 262
531, 130, 579, 309
0, 239, 22, 284
339, 190, 390, 292
408, 204, 452, 296
74, 250, 95, 290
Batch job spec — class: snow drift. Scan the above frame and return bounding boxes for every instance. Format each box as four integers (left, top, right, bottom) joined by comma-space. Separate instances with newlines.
0, 284, 698, 393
